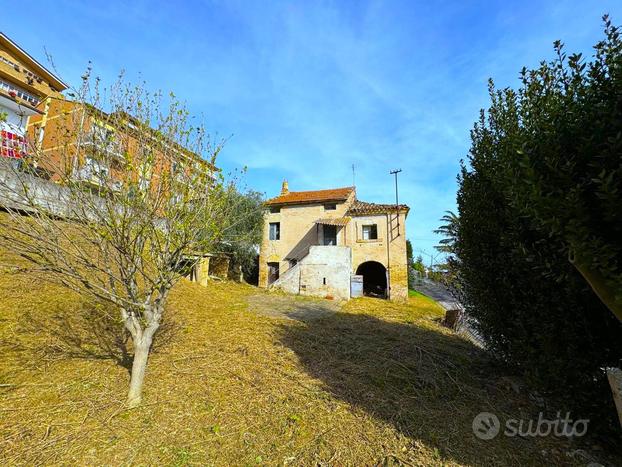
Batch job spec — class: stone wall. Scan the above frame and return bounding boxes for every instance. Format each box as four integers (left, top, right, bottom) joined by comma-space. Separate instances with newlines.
348, 212, 409, 301
209, 256, 230, 279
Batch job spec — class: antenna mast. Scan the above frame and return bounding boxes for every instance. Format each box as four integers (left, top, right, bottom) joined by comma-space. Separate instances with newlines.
390, 168, 402, 235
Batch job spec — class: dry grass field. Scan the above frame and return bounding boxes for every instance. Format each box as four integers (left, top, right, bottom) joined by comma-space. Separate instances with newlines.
0, 268, 616, 465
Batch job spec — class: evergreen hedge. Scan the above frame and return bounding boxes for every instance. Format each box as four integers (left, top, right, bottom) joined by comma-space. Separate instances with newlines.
457, 16, 622, 433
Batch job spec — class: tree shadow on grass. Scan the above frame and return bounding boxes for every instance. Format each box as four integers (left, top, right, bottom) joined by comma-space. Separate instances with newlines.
277, 310, 564, 465
10, 299, 176, 374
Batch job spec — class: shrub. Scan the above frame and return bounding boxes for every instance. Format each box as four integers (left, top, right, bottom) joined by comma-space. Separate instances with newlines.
457, 16, 622, 433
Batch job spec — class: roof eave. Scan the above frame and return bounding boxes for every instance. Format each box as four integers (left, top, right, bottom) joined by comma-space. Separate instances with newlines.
264, 197, 349, 207
348, 206, 410, 216
0, 32, 68, 91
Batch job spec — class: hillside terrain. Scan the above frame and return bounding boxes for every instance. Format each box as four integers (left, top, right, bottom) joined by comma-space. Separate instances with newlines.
0, 267, 615, 465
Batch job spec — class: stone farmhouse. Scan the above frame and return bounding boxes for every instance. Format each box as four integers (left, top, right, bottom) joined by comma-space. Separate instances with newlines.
258, 182, 409, 300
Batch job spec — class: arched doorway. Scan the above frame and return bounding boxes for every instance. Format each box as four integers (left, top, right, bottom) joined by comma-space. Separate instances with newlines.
356, 261, 387, 298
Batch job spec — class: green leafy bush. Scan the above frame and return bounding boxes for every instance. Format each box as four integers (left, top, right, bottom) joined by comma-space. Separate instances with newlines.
457, 16, 622, 433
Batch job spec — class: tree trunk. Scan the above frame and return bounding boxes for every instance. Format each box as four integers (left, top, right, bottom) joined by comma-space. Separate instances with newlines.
127, 334, 154, 408
570, 255, 622, 323
608, 367, 622, 430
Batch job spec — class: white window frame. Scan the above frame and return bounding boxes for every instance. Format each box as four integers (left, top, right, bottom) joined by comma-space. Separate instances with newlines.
269, 222, 280, 240
362, 224, 378, 241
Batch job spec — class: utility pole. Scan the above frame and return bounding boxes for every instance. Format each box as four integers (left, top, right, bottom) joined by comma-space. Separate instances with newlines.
390, 169, 402, 236
416, 248, 440, 276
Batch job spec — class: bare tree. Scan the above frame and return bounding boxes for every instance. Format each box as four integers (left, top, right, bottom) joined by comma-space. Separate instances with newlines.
0, 71, 254, 406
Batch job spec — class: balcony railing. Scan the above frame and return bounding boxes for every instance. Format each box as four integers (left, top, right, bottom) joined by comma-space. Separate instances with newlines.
81, 131, 124, 161
0, 78, 40, 107
74, 161, 109, 187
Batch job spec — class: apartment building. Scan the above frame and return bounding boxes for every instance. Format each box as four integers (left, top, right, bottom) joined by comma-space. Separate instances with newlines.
0, 32, 67, 164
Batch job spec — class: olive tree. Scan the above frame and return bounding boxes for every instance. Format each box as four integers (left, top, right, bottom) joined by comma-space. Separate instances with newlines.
0, 71, 252, 406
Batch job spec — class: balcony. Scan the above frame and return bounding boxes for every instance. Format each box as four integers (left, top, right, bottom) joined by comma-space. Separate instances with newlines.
0, 77, 40, 107
74, 158, 109, 188
81, 128, 124, 162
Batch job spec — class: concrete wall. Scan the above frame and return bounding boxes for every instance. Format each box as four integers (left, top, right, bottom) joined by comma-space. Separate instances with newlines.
270, 245, 351, 301
0, 165, 83, 217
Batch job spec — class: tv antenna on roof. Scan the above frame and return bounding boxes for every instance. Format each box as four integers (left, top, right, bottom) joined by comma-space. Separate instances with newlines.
352, 164, 356, 188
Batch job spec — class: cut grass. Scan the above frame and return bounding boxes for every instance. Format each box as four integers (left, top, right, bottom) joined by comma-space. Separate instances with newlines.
0, 268, 615, 465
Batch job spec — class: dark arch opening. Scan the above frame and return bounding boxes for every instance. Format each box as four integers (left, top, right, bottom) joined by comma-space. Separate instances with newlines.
356, 261, 387, 299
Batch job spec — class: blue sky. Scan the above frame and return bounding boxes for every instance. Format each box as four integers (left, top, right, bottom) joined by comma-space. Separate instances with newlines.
3, 0, 621, 259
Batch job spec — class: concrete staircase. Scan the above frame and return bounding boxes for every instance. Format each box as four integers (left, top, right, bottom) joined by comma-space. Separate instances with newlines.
268, 245, 352, 300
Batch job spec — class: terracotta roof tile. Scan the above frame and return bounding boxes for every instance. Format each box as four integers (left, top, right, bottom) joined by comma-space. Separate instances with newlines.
265, 186, 354, 206
347, 200, 409, 216
314, 217, 351, 226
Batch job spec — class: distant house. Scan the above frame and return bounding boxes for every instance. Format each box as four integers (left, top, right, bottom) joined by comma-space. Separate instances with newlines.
258, 181, 409, 300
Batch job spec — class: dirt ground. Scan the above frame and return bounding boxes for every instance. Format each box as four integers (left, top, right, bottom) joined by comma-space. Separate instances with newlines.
247, 292, 340, 321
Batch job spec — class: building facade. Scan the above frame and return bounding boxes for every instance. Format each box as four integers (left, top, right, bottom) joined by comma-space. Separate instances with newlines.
0, 33, 223, 288
0, 33, 67, 166
258, 182, 409, 301
28, 100, 217, 189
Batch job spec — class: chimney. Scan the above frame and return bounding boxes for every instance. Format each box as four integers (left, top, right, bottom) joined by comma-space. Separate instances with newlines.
281, 180, 289, 195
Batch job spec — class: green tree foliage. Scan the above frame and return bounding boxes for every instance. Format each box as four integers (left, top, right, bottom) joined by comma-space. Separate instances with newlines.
406, 239, 414, 266
433, 211, 459, 255
406, 241, 422, 288
413, 255, 426, 275
456, 16, 622, 432
217, 189, 264, 283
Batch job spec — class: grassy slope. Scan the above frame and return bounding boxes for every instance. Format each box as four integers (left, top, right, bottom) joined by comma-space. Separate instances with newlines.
0, 269, 605, 465
408, 289, 429, 299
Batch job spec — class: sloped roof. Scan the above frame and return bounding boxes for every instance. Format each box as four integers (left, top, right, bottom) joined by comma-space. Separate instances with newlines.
0, 32, 68, 92
265, 186, 354, 206
347, 200, 409, 216
314, 217, 351, 226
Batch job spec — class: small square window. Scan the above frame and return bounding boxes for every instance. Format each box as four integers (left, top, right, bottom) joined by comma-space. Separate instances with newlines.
362, 224, 378, 240
270, 206, 280, 213
269, 222, 280, 240
324, 203, 337, 210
